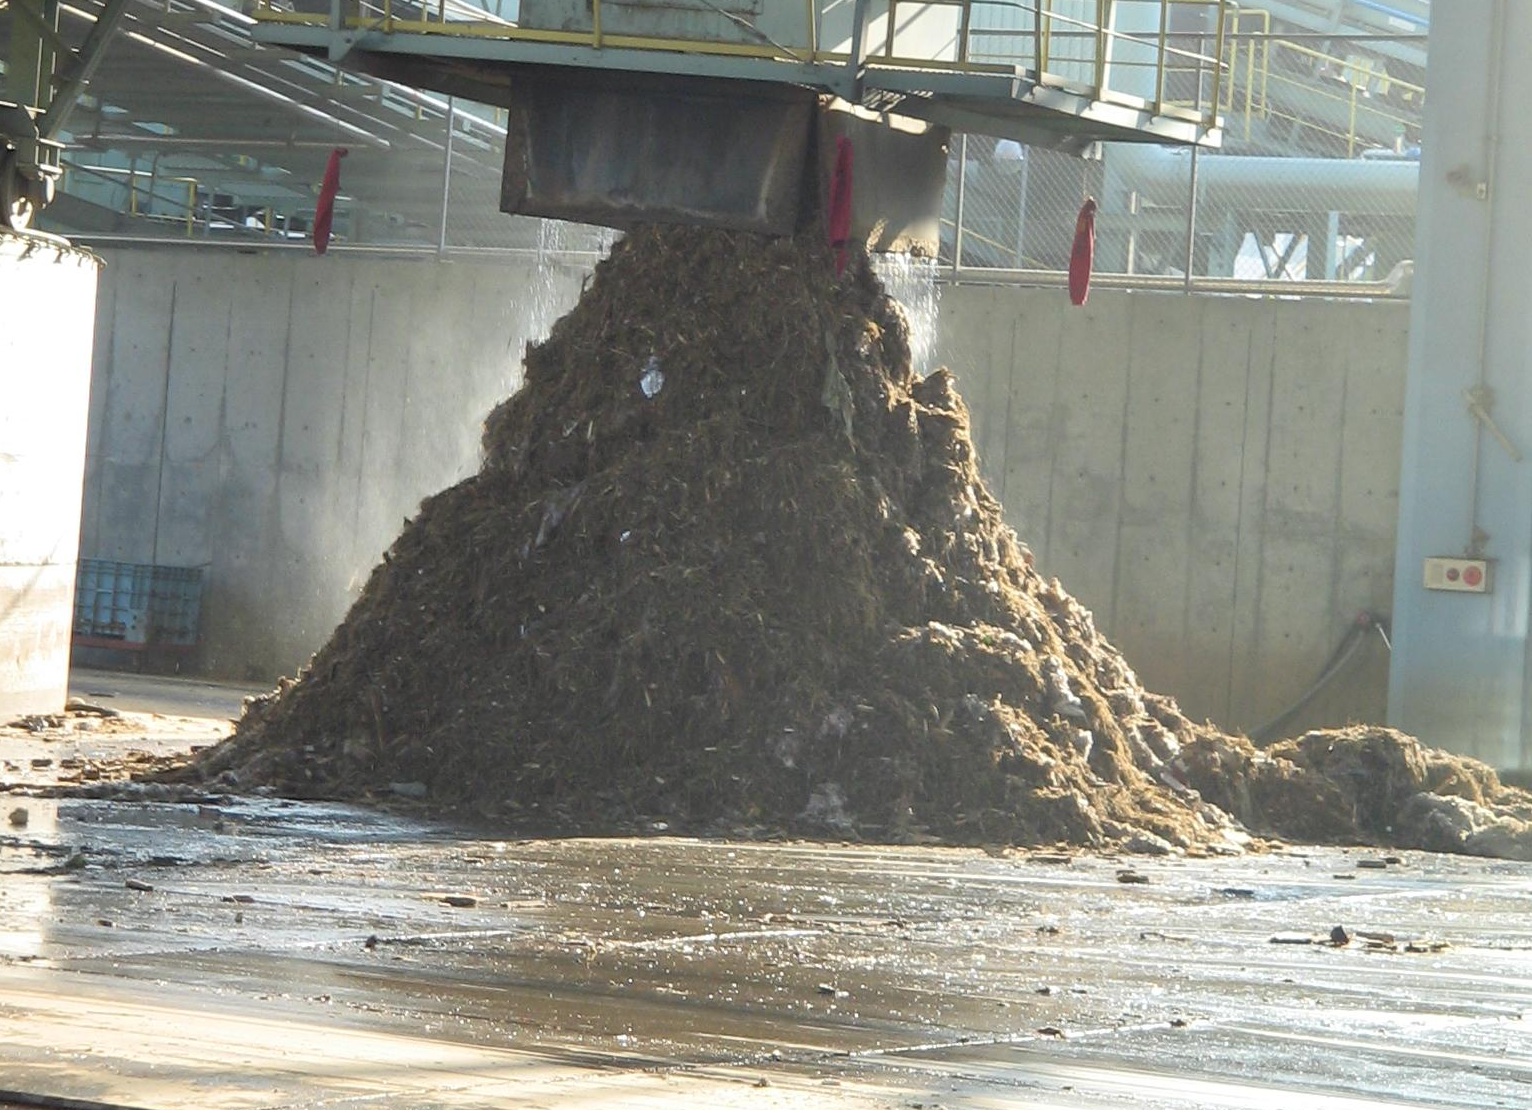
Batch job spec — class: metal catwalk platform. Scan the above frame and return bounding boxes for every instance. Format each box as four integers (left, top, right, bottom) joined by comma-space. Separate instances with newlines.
250, 0, 1229, 151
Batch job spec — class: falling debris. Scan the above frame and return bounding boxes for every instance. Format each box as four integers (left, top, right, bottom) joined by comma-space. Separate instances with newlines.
177, 225, 1532, 857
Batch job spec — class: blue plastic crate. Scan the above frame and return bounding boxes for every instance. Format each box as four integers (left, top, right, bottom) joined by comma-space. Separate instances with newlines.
146, 564, 204, 646
73, 559, 203, 648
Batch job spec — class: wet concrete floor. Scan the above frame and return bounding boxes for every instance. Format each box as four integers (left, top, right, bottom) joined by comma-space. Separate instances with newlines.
1, 675, 1530, 1107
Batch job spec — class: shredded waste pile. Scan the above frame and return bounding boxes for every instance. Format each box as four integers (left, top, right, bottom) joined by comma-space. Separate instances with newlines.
187, 225, 1532, 858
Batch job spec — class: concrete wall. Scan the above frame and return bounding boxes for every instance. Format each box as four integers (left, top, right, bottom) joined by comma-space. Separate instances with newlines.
0, 234, 101, 717
937, 286, 1409, 738
78, 246, 1410, 745
80, 247, 587, 680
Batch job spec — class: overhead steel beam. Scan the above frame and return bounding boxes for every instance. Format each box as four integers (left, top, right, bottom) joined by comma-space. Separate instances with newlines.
37, 0, 133, 141
79, 133, 387, 149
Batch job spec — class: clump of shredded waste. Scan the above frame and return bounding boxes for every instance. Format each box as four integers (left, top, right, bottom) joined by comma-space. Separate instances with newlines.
186, 225, 1532, 858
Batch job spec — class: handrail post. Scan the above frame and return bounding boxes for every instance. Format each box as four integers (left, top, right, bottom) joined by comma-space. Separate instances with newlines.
1244, 37, 1254, 139
1153, 0, 1168, 115
1207, 0, 1227, 128
1348, 84, 1357, 157
1031, 0, 1044, 75
592, 0, 602, 48
843, 0, 869, 101
957, 0, 971, 65
1093, 0, 1107, 96
1260, 10, 1270, 109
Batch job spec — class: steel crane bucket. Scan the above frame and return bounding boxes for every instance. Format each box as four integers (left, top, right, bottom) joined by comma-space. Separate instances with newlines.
499, 70, 949, 253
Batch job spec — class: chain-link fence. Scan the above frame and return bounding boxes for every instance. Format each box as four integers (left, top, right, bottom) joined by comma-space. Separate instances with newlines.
941, 135, 1416, 295
940, 12, 1423, 297
51, 94, 1419, 301
76, 115, 1414, 301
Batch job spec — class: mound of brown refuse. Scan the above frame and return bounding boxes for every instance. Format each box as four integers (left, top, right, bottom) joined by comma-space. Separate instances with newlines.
188, 225, 1532, 858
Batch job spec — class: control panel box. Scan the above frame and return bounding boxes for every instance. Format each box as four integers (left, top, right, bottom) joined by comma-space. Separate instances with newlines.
1423, 557, 1492, 593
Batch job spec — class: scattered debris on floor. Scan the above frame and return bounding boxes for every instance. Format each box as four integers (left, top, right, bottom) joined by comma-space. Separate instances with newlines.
1270, 925, 1449, 953
64, 698, 122, 719
1179, 725, 1532, 858
159, 225, 1532, 859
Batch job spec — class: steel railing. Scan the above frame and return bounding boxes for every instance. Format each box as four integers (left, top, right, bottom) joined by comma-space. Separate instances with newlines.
250, 0, 1232, 133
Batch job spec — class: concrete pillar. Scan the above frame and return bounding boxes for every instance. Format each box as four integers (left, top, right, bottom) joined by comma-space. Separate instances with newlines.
0, 233, 100, 718
1389, 0, 1532, 772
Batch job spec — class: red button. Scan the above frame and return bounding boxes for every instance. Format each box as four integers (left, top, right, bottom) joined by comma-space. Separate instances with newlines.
1464, 566, 1483, 587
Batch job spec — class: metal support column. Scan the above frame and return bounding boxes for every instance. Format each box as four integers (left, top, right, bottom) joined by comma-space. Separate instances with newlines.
437, 96, 454, 253
1183, 144, 1199, 291
952, 132, 968, 274
1389, 0, 1532, 772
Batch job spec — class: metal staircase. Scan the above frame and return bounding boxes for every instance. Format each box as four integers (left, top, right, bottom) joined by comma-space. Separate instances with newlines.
1219, 1, 1427, 156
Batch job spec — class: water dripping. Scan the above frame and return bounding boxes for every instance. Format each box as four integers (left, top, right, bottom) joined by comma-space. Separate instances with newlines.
526, 219, 619, 345
871, 252, 942, 377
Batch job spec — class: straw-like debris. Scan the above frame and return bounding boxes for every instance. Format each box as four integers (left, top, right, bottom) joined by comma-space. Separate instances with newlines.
184, 225, 1532, 858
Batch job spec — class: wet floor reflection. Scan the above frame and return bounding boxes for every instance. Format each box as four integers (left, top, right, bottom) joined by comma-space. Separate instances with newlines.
2, 792, 1530, 1107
